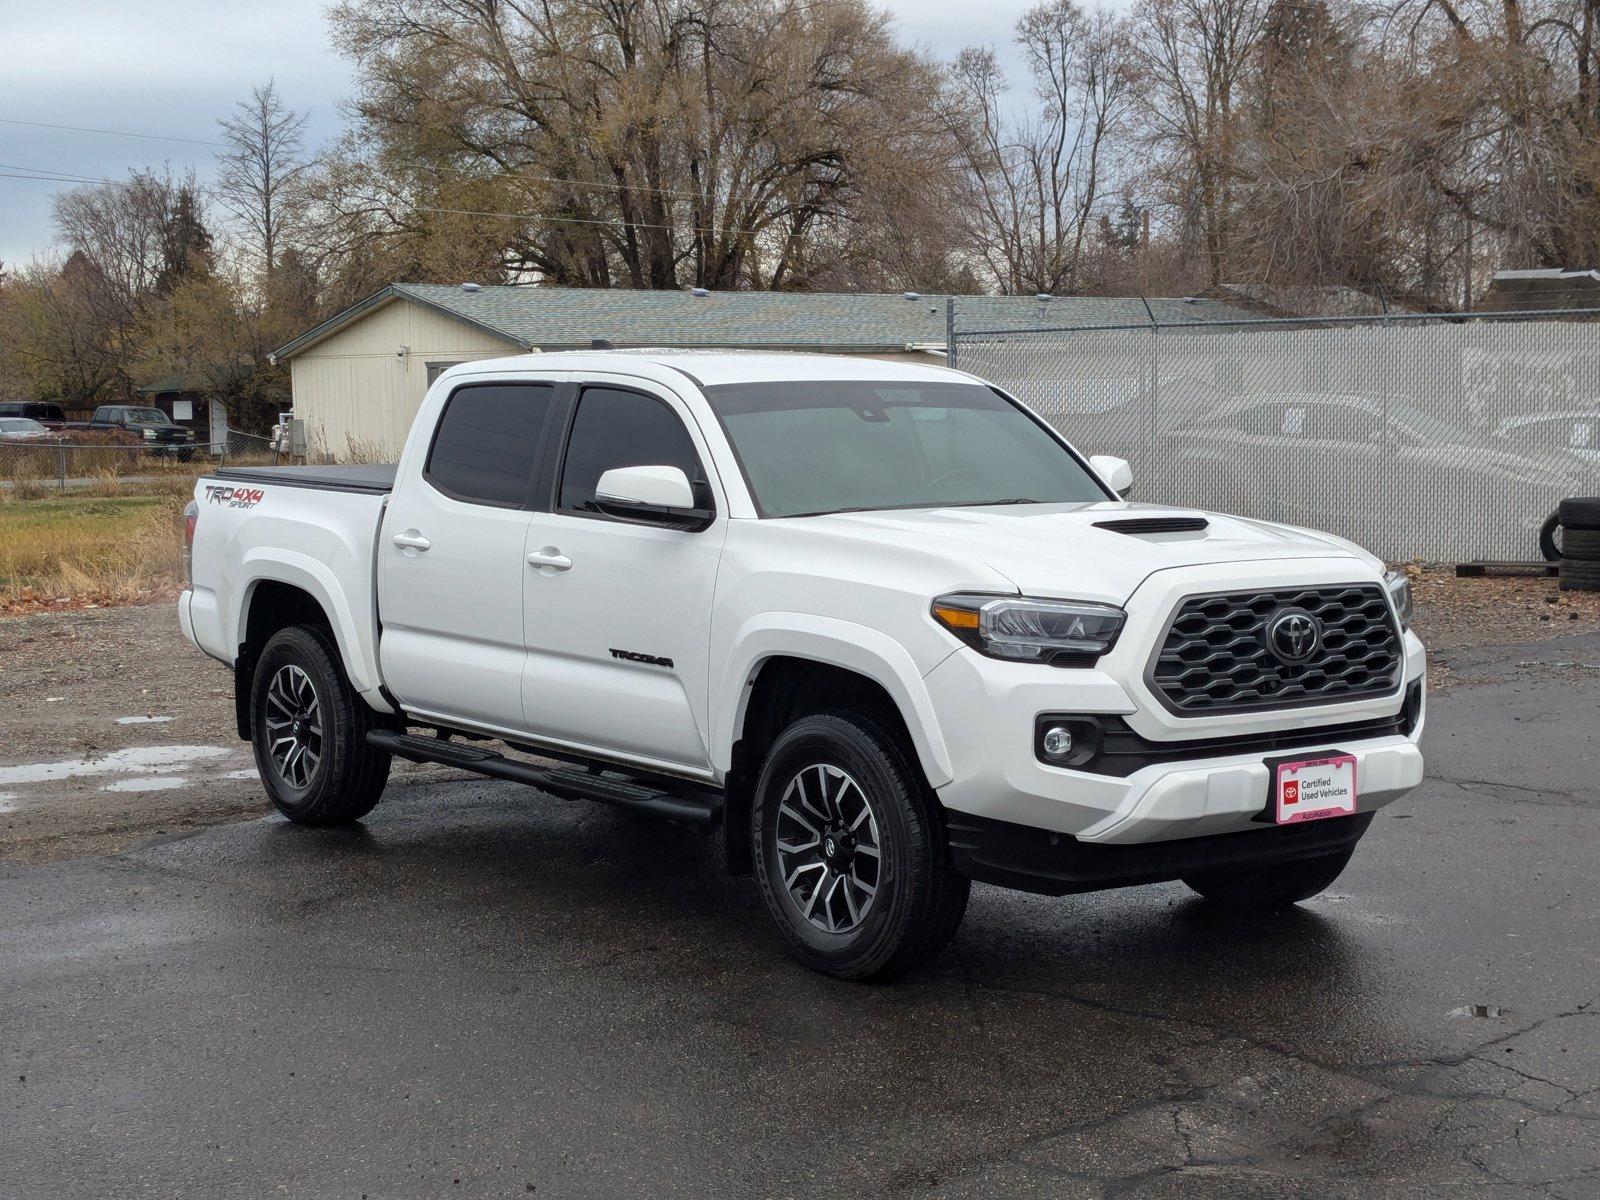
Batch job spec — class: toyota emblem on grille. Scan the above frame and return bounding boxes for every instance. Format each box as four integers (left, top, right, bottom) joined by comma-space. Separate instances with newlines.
1265, 608, 1322, 664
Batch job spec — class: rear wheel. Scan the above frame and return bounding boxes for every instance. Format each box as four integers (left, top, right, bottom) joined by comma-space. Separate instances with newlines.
251, 624, 392, 825
751, 711, 969, 981
1182, 848, 1354, 910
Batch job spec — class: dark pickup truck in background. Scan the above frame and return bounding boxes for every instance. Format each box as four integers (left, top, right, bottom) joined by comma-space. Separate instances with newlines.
81, 405, 195, 458
0, 401, 70, 430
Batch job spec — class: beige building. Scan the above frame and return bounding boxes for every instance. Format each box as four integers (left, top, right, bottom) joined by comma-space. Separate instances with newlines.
270, 284, 1248, 458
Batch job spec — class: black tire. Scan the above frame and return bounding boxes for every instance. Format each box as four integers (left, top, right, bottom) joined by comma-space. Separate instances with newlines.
250, 624, 392, 825
1540, 510, 1563, 561
1182, 847, 1354, 910
1559, 557, 1600, 592
1558, 497, 1600, 531
750, 710, 969, 981
1561, 527, 1600, 561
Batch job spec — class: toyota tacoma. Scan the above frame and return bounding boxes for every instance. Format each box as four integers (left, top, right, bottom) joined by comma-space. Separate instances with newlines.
178, 352, 1425, 979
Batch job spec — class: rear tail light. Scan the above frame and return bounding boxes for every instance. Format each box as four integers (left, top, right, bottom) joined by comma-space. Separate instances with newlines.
182, 500, 198, 585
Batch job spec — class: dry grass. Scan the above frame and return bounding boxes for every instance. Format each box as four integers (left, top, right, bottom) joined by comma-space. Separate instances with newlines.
0, 494, 186, 613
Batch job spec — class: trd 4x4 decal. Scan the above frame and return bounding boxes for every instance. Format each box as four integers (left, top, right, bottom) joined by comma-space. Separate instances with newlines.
204, 485, 266, 509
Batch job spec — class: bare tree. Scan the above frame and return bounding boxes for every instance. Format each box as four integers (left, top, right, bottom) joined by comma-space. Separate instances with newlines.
1129, 0, 1267, 287
216, 81, 311, 278
322, 0, 960, 290
948, 1, 1134, 294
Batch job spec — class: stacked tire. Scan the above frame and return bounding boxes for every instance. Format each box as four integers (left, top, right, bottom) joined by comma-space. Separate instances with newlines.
1557, 498, 1600, 591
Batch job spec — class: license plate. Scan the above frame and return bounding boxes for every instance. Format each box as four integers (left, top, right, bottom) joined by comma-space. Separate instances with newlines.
1273, 753, 1358, 825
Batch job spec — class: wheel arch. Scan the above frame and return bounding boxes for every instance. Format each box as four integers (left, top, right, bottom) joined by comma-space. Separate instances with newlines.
229, 555, 391, 738
714, 619, 954, 875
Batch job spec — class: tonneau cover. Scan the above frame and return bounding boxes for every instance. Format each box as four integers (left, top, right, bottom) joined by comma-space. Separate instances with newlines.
212, 463, 397, 494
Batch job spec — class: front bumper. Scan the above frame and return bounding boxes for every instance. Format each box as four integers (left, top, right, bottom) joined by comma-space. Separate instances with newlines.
925, 621, 1427, 846
948, 810, 1374, 896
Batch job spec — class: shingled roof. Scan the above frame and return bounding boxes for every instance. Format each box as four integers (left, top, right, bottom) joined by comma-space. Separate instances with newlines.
269, 283, 1254, 362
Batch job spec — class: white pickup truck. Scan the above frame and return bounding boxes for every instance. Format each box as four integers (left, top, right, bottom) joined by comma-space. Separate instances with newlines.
180, 351, 1425, 979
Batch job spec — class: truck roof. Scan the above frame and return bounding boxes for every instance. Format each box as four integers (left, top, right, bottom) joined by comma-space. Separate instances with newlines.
439, 349, 969, 389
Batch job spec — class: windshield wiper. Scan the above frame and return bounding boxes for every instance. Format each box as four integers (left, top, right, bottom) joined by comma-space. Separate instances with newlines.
777, 504, 897, 519
943, 497, 1044, 507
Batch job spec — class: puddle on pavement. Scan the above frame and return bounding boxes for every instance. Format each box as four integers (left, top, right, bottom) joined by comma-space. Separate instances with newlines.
0, 746, 232, 787
1450, 1004, 1511, 1020
100, 777, 189, 794
115, 716, 174, 726
222, 768, 259, 781
0, 792, 16, 813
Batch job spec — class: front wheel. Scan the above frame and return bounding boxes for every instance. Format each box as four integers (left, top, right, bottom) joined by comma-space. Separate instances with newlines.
250, 624, 392, 825
1182, 848, 1354, 910
751, 711, 969, 981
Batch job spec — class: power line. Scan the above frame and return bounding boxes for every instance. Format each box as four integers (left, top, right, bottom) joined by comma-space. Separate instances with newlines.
0, 117, 223, 147
1, 160, 1171, 238
0, 162, 115, 184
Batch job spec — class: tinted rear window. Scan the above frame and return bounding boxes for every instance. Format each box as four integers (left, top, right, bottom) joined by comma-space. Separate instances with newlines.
426, 383, 555, 506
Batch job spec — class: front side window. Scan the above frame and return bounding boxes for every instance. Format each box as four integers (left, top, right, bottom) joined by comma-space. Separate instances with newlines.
558, 387, 705, 515
702, 380, 1109, 518
426, 383, 554, 506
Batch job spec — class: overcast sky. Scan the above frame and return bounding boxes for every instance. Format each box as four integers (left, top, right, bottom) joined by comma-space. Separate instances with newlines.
0, 0, 1046, 267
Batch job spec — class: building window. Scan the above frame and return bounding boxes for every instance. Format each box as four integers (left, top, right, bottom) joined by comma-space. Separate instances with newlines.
426, 362, 461, 387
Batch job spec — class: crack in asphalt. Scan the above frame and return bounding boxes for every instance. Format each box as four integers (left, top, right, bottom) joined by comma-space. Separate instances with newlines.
881, 973, 1600, 1194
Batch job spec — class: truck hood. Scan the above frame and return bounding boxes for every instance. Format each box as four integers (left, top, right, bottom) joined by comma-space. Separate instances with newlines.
803, 501, 1377, 604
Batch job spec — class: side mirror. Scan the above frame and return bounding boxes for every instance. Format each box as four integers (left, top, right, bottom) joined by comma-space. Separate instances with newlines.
1089, 454, 1134, 497
594, 464, 714, 531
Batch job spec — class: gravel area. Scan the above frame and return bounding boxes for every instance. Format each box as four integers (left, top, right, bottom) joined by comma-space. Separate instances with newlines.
2, 567, 1597, 865
0, 601, 448, 863
1409, 564, 1600, 650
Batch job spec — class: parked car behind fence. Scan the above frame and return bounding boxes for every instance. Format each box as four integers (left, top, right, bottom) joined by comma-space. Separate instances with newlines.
0, 428, 282, 493
953, 307, 1600, 563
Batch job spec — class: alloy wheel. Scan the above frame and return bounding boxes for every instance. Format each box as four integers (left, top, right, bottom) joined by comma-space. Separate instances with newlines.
775, 763, 883, 934
264, 664, 323, 790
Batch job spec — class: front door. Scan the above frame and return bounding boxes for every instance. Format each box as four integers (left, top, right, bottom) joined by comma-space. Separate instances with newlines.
378, 380, 561, 732
521, 382, 727, 772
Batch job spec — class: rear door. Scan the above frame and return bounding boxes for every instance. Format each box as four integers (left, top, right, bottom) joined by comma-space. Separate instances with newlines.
378, 378, 564, 733
519, 379, 728, 772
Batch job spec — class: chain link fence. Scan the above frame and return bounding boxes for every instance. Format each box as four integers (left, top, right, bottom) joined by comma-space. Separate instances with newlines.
0, 429, 285, 497
953, 308, 1600, 563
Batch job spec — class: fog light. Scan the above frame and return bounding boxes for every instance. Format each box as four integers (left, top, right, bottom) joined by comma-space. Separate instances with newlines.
1041, 724, 1074, 760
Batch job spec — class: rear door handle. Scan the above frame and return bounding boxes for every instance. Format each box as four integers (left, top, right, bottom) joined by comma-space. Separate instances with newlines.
392, 531, 431, 552
527, 548, 572, 572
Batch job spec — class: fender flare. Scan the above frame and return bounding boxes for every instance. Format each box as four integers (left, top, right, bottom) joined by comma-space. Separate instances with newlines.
712, 613, 954, 788
230, 548, 387, 706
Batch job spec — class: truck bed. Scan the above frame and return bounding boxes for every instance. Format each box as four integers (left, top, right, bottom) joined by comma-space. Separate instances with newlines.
212, 464, 397, 495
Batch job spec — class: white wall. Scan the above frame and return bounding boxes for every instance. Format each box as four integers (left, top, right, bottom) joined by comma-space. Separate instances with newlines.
289, 299, 521, 459
288, 298, 951, 461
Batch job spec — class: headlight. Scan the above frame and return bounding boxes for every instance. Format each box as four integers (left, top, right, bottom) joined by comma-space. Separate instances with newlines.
142, 427, 157, 440
931, 593, 1126, 664
1383, 568, 1413, 630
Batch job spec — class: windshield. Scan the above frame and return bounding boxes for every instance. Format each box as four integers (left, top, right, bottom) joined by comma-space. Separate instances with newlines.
0, 418, 46, 433
122, 407, 174, 424
703, 380, 1110, 518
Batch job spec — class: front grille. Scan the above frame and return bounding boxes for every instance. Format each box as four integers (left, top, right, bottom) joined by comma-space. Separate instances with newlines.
1149, 584, 1402, 715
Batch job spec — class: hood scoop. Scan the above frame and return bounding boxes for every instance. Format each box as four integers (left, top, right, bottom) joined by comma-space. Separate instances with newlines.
1094, 515, 1210, 536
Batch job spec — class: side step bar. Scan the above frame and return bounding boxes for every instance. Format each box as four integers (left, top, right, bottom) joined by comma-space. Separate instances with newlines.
366, 730, 720, 829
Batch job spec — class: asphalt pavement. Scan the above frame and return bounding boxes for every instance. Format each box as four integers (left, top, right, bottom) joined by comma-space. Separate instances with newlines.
4, 635, 1599, 1199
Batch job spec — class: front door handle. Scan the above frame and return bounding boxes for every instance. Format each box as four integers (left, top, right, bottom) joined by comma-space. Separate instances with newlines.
392, 531, 432, 552
527, 548, 573, 572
